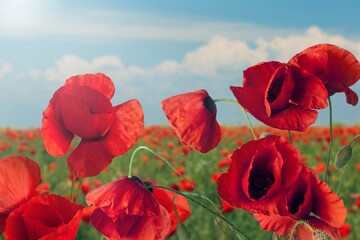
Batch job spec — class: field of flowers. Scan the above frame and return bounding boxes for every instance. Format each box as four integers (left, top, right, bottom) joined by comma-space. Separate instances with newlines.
0, 125, 359, 239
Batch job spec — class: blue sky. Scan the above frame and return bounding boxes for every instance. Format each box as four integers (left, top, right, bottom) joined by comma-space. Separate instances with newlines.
0, 0, 360, 128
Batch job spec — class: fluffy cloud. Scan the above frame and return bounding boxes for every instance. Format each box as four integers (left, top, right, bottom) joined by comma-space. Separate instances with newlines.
0, 63, 13, 78
30, 26, 360, 84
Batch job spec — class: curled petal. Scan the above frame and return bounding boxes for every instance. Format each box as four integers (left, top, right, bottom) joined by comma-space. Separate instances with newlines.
65, 73, 115, 100
42, 100, 73, 156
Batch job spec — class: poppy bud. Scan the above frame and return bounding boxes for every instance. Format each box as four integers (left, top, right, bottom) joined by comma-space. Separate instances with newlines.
335, 145, 352, 169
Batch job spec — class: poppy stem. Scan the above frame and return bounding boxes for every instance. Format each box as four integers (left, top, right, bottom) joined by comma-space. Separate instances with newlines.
287, 130, 292, 143
74, 178, 83, 203
213, 98, 257, 140
149, 185, 251, 240
324, 97, 333, 183
128, 146, 196, 192
69, 176, 76, 203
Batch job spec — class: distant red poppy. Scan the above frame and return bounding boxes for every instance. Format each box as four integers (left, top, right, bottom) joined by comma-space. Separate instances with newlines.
289, 43, 360, 105
146, 181, 191, 236
162, 89, 221, 153
0, 156, 41, 234
217, 135, 303, 214
339, 223, 351, 238
4, 194, 83, 240
42, 73, 144, 177
231, 61, 328, 131
253, 168, 346, 238
86, 176, 170, 239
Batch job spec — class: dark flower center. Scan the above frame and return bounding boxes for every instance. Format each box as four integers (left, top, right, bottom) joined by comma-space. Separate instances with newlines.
267, 76, 284, 103
288, 194, 305, 215
143, 181, 154, 193
248, 170, 275, 200
203, 96, 216, 114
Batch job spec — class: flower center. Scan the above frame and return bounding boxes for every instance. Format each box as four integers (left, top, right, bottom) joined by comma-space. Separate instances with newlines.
267, 76, 284, 103
248, 170, 275, 200
203, 96, 216, 114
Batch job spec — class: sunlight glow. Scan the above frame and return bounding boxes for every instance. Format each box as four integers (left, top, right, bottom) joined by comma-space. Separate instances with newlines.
0, 0, 48, 35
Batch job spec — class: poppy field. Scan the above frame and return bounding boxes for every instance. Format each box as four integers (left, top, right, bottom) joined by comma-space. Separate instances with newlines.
1, 43, 360, 240
0, 125, 359, 239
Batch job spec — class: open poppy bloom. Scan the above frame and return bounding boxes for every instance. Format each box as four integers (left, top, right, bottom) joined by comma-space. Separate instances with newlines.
4, 194, 83, 240
231, 61, 328, 131
162, 89, 221, 153
217, 135, 303, 214
42, 73, 144, 177
288, 43, 360, 106
86, 176, 170, 239
145, 181, 192, 237
253, 167, 346, 239
0, 156, 41, 234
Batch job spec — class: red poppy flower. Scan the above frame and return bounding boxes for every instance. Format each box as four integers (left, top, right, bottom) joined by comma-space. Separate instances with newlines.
253, 167, 346, 238
231, 61, 328, 131
162, 89, 221, 153
217, 135, 303, 214
4, 194, 83, 240
288, 43, 360, 105
0, 156, 41, 234
145, 181, 191, 237
86, 176, 170, 239
42, 73, 144, 177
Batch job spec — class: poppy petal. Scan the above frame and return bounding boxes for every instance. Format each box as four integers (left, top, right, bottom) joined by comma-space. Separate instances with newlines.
42, 101, 74, 156
65, 73, 115, 100
162, 90, 221, 153
310, 173, 347, 228
86, 177, 160, 218
59, 85, 114, 140
67, 139, 113, 178
253, 212, 296, 237
344, 87, 358, 106
67, 99, 143, 178
0, 215, 6, 234
103, 99, 144, 157
0, 156, 41, 215
261, 104, 318, 131
243, 61, 284, 90
289, 66, 328, 109
5, 194, 83, 240
231, 86, 318, 131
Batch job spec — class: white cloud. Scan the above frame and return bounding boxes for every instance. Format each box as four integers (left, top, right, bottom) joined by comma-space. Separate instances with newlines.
27, 27, 360, 84
0, 63, 13, 78
182, 36, 268, 77
258, 26, 360, 61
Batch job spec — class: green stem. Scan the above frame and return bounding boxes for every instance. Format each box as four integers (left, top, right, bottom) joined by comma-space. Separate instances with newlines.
75, 178, 83, 203
287, 130, 292, 143
324, 97, 333, 183
213, 98, 257, 140
350, 134, 360, 148
69, 177, 76, 203
149, 185, 250, 240
290, 220, 314, 239
171, 194, 182, 224
128, 146, 196, 194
